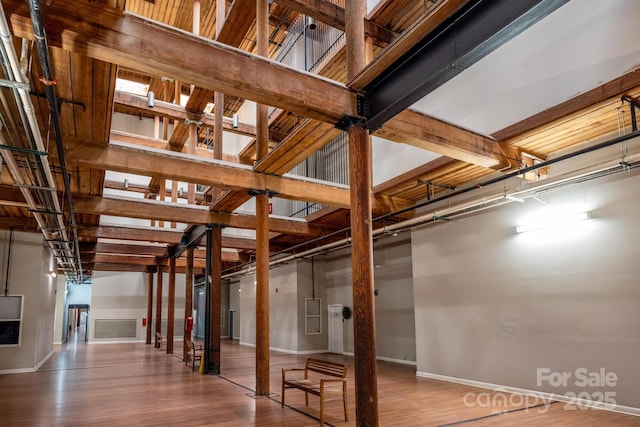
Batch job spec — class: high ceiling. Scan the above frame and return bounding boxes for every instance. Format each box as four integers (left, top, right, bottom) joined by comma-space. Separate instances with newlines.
0, 0, 638, 282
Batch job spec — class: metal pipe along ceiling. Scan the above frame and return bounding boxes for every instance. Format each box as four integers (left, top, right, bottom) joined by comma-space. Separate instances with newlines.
0, 2, 83, 281
222, 130, 640, 279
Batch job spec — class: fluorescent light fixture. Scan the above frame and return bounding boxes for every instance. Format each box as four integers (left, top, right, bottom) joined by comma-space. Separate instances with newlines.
516, 211, 591, 233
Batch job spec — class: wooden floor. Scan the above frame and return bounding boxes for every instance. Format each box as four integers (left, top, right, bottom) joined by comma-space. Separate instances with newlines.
1, 333, 639, 426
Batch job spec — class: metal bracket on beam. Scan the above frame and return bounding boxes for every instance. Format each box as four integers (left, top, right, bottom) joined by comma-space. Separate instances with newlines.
335, 115, 367, 131
621, 95, 639, 131
418, 179, 456, 201
30, 91, 86, 112
184, 119, 203, 127
247, 189, 278, 198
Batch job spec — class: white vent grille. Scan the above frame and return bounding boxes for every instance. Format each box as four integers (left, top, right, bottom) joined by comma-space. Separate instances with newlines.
94, 319, 137, 338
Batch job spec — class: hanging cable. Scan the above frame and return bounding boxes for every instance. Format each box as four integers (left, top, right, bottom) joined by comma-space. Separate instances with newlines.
311, 257, 315, 300
4, 228, 13, 296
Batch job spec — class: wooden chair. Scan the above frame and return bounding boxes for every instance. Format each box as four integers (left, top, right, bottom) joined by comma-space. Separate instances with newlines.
185, 339, 202, 371
155, 332, 166, 350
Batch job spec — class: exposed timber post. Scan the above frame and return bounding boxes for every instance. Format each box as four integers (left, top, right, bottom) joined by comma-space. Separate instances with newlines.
346, 0, 379, 425
209, 225, 222, 374
155, 263, 164, 348
146, 270, 154, 344
167, 257, 176, 353
254, 0, 271, 396
184, 247, 194, 361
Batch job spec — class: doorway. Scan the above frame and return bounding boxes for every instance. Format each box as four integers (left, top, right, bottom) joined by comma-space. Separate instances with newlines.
67, 304, 89, 342
327, 304, 343, 354
194, 285, 205, 339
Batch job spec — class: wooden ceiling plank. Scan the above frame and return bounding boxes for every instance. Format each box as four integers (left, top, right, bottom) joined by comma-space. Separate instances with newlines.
349, 0, 469, 91
493, 69, 640, 141
275, 0, 397, 46
255, 119, 342, 175
210, 190, 252, 212
6, 0, 357, 123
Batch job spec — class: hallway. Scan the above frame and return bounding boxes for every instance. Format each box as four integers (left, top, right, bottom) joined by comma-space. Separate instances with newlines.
1, 340, 638, 426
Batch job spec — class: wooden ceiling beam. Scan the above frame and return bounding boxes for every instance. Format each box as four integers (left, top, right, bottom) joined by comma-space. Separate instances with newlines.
274, 0, 398, 46
77, 224, 257, 249
114, 91, 256, 137
77, 224, 183, 243
109, 130, 238, 162
72, 194, 322, 236
254, 119, 342, 175
210, 190, 252, 213
84, 242, 168, 257
87, 252, 241, 266
375, 109, 514, 170
64, 138, 351, 208
5, 0, 356, 123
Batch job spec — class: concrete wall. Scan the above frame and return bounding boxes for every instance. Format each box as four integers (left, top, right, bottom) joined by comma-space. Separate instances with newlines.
411, 170, 640, 410
0, 231, 55, 373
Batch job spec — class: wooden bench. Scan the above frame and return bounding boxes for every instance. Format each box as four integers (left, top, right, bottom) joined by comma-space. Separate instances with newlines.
281, 358, 348, 425
184, 339, 202, 371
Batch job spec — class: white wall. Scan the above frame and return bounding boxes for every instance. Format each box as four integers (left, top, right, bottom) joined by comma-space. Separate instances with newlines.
0, 231, 55, 373
324, 236, 417, 363
90, 271, 186, 343
238, 261, 329, 353
229, 281, 241, 339
411, 170, 640, 410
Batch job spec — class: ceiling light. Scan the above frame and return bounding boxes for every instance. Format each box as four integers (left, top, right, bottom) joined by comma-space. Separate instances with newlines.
49, 270, 57, 278
516, 211, 591, 233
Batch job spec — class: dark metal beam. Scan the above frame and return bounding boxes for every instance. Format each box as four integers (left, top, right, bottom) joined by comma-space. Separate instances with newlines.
167, 224, 208, 259
359, 0, 569, 131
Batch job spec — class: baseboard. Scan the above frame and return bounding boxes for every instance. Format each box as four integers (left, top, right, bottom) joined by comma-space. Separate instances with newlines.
0, 367, 36, 375
377, 355, 417, 366
35, 350, 53, 371
0, 350, 54, 375
89, 339, 146, 344
269, 346, 329, 355
416, 371, 640, 417
239, 341, 255, 347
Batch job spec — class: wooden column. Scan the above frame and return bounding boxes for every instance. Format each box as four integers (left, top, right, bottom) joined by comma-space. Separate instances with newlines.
171, 180, 178, 228
184, 247, 194, 361
155, 265, 163, 348
167, 257, 176, 354
212, 0, 225, 201
255, 0, 270, 397
158, 180, 166, 228
146, 271, 154, 345
187, 124, 197, 204
209, 226, 222, 374
346, 0, 379, 425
